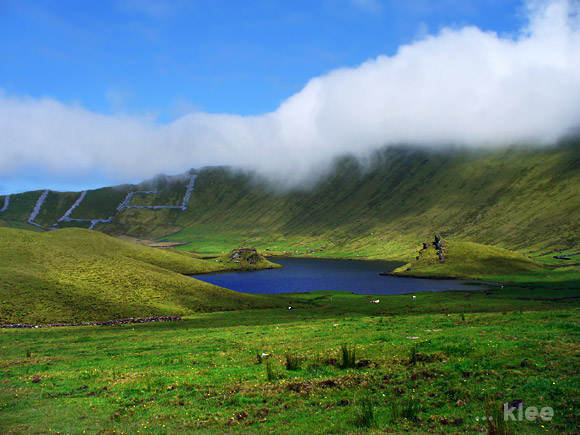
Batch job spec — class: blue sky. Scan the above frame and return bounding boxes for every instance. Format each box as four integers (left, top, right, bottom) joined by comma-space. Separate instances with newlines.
1, 0, 524, 120
1, 0, 579, 194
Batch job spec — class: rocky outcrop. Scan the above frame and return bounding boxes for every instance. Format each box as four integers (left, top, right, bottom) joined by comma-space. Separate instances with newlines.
229, 247, 262, 264
434, 234, 446, 263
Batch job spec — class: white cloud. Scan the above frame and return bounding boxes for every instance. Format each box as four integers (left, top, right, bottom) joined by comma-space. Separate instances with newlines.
1, 0, 580, 190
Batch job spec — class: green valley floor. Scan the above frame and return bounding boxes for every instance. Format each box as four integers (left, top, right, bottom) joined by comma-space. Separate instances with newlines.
1, 286, 579, 434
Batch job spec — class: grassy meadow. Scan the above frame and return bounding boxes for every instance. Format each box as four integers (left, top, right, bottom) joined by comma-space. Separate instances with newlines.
1, 287, 579, 434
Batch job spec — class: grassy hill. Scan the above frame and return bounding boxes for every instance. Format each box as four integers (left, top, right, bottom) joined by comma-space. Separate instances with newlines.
0, 227, 282, 324
2, 139, 580, 263
391, 236, 546, 279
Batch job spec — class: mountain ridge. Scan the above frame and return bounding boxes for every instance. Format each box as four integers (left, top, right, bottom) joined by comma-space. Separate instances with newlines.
1, 139, 580, 260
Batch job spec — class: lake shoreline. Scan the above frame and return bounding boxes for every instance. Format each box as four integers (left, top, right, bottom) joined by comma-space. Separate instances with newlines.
192, 256, 483, 295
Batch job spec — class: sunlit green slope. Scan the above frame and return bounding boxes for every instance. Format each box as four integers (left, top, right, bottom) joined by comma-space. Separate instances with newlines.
0, 227, 280, 324
391, 237, 545, 279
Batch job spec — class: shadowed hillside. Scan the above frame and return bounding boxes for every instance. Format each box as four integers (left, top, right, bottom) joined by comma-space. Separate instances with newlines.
166, 139, 580, 259
1, 139, 579, 260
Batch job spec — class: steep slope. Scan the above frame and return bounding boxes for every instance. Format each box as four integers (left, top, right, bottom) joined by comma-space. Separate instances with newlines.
0, 227, 281, 324
2, 139, 580, 260
164, 140, 580, 258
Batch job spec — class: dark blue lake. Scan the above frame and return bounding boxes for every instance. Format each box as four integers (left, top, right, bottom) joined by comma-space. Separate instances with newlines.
192, 257, 482, 295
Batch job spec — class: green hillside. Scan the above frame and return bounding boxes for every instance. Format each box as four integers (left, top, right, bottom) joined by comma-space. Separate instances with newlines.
0, 228, 282, 324
2, 139, 580, 263
392, 236, 545, 279
164, 140, 580, 260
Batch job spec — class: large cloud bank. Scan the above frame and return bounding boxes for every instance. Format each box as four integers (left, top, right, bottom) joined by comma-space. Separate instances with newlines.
1, 0, 580, 189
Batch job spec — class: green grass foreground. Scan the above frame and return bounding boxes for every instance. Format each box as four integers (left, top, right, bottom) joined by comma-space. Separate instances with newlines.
1, 288, 579, 434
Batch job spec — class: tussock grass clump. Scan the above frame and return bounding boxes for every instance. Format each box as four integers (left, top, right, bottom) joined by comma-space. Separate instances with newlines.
285, 353, 302, 371
353, 397, 376, 428
407, 342, 441, 365
401, 399, 421, 421
305, 353, 336, 375
390, 397, 421, 422
265, 361, 283, 381
409, 345, 419, 366
484, 398, 515, 435
340, 345, 356, 369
